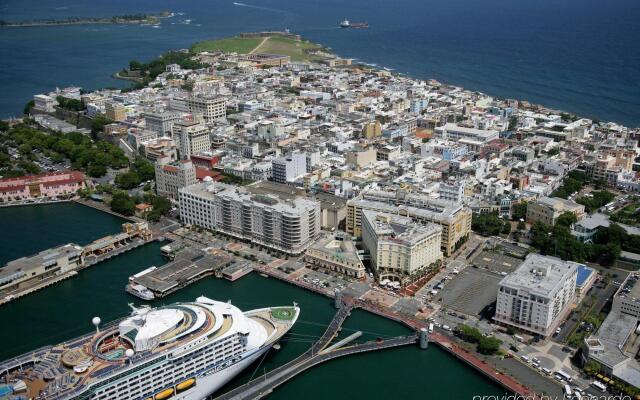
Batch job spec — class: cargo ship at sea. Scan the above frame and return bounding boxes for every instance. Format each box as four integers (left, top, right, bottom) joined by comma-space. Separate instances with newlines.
340, 19, 369, 29
0, 297, 299, 399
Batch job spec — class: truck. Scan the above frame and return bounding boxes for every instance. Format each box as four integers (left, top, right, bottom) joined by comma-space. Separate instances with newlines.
428, 323, 434, 333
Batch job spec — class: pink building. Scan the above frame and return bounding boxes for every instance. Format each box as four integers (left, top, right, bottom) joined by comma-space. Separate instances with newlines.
0, 171, 86, 202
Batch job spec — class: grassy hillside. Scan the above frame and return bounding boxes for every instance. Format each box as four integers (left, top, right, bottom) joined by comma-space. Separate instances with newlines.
191, 35, 326, 62
191, 37, 263, 54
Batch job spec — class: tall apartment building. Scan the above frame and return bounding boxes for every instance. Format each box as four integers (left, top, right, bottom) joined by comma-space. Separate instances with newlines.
346, 190, 472, 256
362, 210, 442, 285
155, 159, 197, 200
272, 153, 307, 184
187, 96, 226, 122
172, 120, 211, 160
526, 196, 585, 226
144, 111, 181, 136
105, 101, 127, 122
179, 181, 320, 254
493, 254, 578, 337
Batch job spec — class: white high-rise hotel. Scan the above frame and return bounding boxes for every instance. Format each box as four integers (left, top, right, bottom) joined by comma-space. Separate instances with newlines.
179, 181, 320, 255
494, 254, 578, 337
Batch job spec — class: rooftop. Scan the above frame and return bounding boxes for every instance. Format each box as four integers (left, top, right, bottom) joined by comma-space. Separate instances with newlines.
499, 253, 579, 297
362, 209, 442, 246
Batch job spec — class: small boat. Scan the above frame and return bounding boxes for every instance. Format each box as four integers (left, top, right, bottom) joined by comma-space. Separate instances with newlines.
126, 284, 155, 301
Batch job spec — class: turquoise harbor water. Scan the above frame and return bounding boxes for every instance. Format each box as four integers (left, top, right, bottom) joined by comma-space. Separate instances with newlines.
0, 203, 506, 399
0, 0, 639, 126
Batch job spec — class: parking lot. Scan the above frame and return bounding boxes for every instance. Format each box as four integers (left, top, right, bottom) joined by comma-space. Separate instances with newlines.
472, 250, 523, 274
439, 267, 502, 317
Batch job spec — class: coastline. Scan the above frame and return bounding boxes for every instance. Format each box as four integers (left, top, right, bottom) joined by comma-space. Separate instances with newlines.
0, 12, 173, 28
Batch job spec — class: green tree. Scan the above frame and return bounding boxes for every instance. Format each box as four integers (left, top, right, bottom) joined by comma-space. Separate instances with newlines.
472, 212, 504, 236
87, 163, 107, 177
133, 157, 155, 181
511, 201, 527, 221
23, 100, 35, 115
478, 336, 502, 355
556, 211, 578, 227
115, 171, 141, 189
91, 115, 114, 134
110, 192, 136, 216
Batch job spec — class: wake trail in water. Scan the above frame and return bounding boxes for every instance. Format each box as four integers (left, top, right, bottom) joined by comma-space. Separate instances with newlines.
232, 1, 288, 14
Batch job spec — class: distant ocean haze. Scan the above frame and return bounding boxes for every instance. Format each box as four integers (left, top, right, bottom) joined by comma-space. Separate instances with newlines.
1, 0, 639, 126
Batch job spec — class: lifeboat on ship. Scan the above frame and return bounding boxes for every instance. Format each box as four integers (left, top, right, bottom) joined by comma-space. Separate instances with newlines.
176, 378, 196, 392
154, 387, 174, 400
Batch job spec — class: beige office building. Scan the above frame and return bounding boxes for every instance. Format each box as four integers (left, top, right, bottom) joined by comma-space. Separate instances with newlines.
172, 120, 211, 160
347, 190, 471, 256
187, 96, 226, 122
361, 210, 442, 285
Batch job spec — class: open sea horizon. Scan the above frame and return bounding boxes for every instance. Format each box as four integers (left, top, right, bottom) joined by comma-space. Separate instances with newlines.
1, 0, 639, 126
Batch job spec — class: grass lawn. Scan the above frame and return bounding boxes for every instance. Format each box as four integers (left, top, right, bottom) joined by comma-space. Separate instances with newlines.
257, 36, 323, 61
191, 37, 263, 54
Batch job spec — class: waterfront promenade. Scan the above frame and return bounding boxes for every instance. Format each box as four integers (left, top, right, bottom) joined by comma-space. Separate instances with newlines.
250, 261, 538, 399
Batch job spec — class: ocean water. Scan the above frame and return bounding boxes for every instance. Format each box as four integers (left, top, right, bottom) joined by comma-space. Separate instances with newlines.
0, 0, 639, 126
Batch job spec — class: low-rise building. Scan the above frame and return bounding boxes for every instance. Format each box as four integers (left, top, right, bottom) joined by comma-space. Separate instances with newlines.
583, 272, 640, 389
0, 171, 85, 202
0, 244, 84, 294
105, 101, 127, 121
304, 234, 365, 279
526, 196, 585, 226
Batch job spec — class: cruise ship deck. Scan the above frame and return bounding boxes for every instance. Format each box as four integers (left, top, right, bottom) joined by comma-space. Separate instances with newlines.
0, 298, 299, 400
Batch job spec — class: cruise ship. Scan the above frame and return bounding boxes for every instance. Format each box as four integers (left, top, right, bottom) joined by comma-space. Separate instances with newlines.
0, 297, 300, 399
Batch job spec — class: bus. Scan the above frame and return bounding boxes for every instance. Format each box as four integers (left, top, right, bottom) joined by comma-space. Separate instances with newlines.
591, 380, 607, 393
555, 370, 573, 382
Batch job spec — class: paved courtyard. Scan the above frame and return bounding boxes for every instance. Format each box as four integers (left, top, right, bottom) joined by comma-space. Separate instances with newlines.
472, 250, 523, 274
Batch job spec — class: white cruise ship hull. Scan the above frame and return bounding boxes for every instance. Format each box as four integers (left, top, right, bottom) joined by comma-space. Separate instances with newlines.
175, 346, 269, 400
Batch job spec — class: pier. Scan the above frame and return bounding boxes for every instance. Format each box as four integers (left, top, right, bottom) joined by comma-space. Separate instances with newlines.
130, 248, 233, 298
214, 301, 418, 400
0, 222, 154, 305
